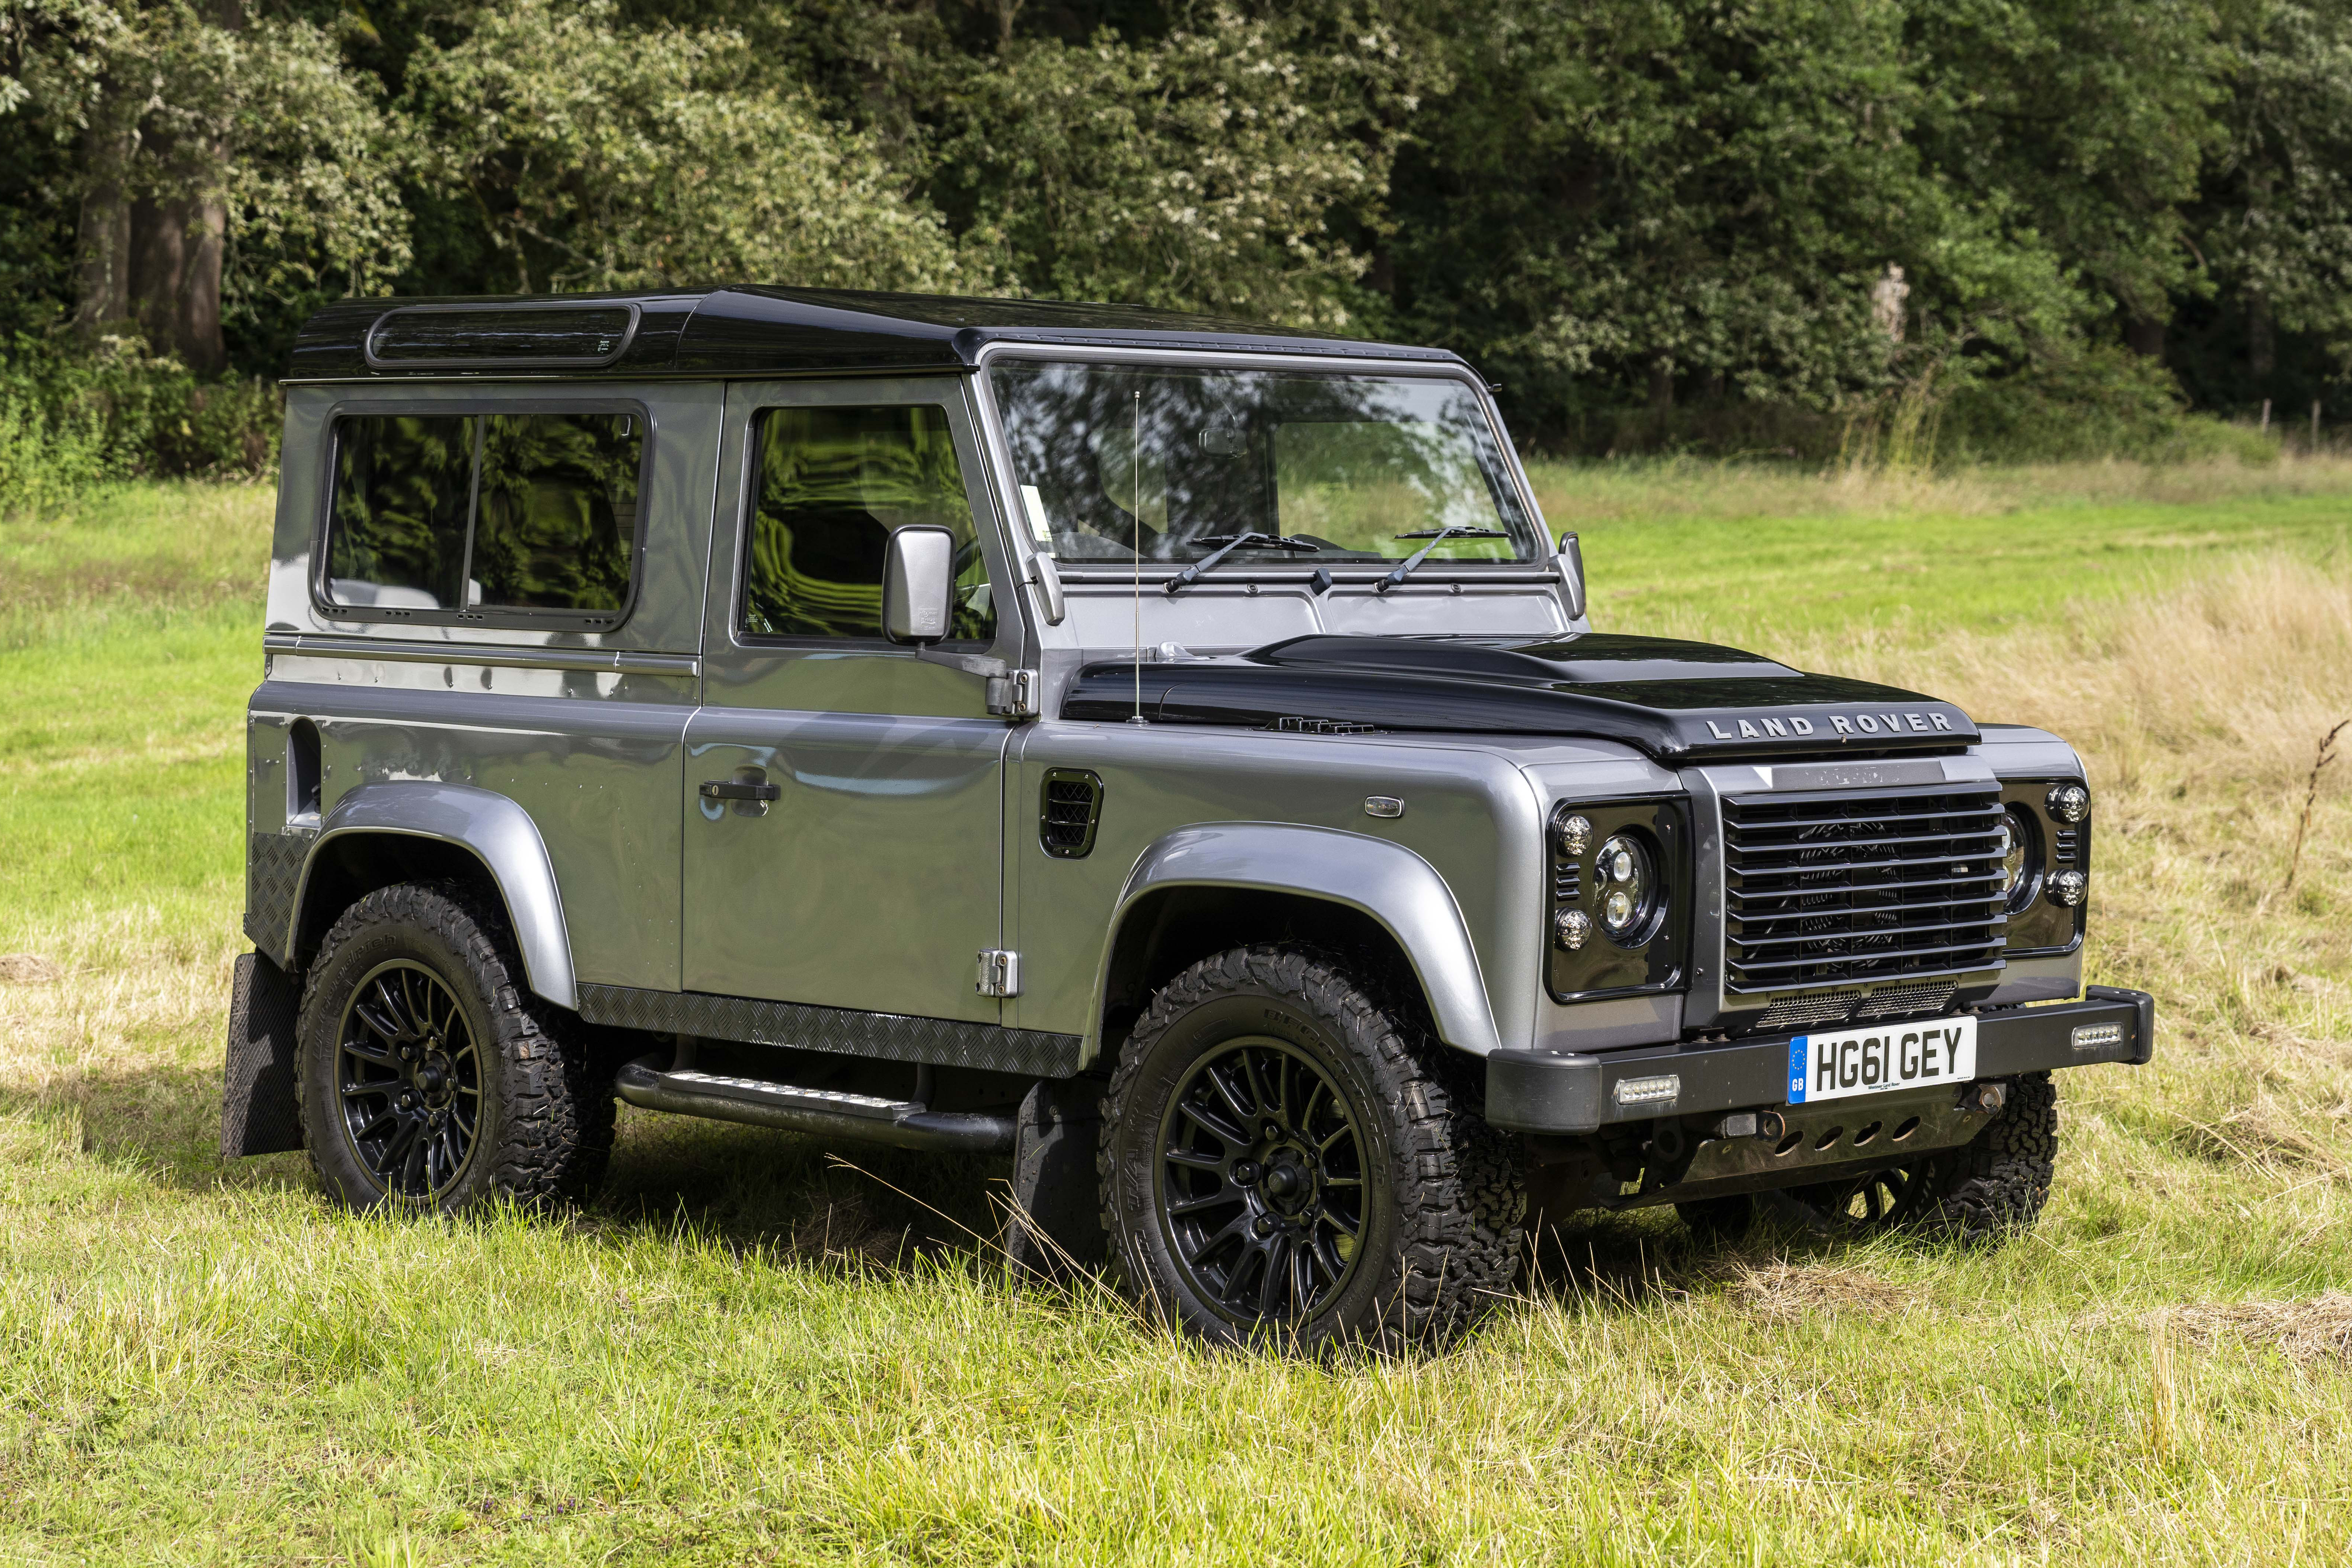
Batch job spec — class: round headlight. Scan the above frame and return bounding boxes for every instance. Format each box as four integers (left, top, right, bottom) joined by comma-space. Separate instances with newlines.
2046, 782, 2090, 824
1996, 805, 2041, 912
1593, 832, 1656, 938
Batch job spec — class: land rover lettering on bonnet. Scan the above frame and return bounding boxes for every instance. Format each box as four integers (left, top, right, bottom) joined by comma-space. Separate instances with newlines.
221, 286, 2154, 1351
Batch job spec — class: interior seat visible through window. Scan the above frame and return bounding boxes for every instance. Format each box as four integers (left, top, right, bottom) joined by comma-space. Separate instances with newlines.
741, 404, 996, 644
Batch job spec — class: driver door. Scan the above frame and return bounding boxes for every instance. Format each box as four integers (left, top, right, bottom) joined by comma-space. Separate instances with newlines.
681, 379, 1017, 1023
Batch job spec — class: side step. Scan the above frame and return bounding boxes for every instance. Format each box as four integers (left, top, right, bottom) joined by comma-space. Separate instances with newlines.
614, 1055, 1016, 1154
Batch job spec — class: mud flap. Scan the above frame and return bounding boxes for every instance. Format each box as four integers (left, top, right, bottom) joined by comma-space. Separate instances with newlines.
221, 951, 303, 1158
1004, 1077, 1106, 1281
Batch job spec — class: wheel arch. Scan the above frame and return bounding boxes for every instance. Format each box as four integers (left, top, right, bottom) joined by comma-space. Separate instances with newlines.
285, 783, 578, 1010
1087, 823, 1501, 1066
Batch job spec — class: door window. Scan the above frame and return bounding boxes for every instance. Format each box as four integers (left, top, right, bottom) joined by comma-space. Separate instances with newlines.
741, 404, 996, 644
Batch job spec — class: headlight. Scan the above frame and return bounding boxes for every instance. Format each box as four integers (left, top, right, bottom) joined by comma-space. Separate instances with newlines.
1594, 832, 1656, 939
1996, 805, 2042, 912
1545, 796, 1689, 1002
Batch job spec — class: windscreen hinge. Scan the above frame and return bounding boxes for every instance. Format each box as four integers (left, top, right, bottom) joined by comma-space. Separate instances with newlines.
986, 669, 1041, 720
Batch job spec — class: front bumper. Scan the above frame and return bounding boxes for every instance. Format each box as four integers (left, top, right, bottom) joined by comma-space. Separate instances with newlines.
1486, 985, 2153, 1136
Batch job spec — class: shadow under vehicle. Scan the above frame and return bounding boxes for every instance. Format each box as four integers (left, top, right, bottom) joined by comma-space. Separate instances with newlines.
221, 287, 2154, 1349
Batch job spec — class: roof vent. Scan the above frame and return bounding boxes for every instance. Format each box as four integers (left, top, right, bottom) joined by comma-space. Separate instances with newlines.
1040, 769, 1102, 859
365, 302, 640, 371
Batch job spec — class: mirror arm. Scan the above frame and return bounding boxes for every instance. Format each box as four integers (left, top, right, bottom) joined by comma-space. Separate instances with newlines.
1555, 531, 1587, 620
914, 647, 1040, 720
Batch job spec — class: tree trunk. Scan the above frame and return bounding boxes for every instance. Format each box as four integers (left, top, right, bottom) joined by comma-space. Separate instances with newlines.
73, 118, 136, 339
2125, 314, 2165, 359
2247, 291, 2275, 387
1647, 355, 1674, 413
129, 194, 231, 376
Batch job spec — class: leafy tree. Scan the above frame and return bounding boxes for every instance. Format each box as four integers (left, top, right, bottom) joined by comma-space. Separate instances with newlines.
934, 4, 1436, 329
4, 0, 407, 373
2186, 0, 2352, 397
400, 0, 969, 294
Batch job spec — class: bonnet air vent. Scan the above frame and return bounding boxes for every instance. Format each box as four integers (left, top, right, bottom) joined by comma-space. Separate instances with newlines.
1040, 769, 1103, 859
365, 303, 640, 369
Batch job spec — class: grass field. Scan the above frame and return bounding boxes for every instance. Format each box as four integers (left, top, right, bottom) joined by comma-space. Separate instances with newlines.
3, 458, 2350, 1564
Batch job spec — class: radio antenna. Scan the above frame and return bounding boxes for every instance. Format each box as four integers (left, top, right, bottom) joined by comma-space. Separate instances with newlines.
1129, 387, 1146, 725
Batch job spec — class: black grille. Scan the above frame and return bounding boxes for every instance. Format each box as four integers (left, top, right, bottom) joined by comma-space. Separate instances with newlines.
1723, 785, 2006, 995
1039, 769, 1102, 858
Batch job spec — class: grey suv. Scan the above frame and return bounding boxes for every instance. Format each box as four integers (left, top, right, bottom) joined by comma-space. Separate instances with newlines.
222, 287, 2153, 1349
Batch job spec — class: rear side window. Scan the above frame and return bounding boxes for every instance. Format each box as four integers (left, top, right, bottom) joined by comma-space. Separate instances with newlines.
741, 404, 995, 644
324, 408, 645, 620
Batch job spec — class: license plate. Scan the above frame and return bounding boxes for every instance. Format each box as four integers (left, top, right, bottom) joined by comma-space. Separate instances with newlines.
1786, 1016, 1977, 1105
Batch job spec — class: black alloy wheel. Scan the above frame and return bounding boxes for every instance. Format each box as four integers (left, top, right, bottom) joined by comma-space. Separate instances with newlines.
296, 882, 613, 1214
1156, 1037, 1367, 1325
1099, 945, 1526, 1352
334, 959, 483, 1200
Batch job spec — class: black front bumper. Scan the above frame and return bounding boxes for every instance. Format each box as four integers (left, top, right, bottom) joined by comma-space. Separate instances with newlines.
1486, 986, 2154, 1136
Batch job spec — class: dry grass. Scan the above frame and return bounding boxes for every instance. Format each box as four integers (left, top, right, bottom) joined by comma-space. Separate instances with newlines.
1528, 450, 2352, 525
2162, 1292, 2352, 1365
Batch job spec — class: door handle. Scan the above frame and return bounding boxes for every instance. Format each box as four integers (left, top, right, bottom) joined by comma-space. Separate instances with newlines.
699, 780, 781, 802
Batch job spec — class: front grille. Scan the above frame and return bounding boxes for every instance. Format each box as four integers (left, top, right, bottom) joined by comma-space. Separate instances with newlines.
1723, 784, 2006, 997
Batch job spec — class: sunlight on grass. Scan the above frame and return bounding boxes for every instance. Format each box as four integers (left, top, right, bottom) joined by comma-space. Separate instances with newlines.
1, 469, 2348, 1562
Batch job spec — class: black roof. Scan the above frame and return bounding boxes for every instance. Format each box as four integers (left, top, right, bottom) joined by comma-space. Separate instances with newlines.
285, 286, 1462, 381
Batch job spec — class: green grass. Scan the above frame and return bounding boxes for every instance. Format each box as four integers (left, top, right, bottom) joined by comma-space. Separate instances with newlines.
3, 465, 2349, 1564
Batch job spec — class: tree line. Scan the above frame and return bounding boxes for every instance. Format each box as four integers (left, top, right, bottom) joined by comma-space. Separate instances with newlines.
1, 0, 2347, 468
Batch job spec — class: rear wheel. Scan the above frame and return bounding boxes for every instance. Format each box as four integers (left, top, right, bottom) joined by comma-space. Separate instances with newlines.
1099, 946, 1524, 1351
296, 882, 612, 1212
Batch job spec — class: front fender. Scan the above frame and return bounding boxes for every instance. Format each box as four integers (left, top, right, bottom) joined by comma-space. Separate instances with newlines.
293, 783, 579, 1010
1095, 822, 1501, 1057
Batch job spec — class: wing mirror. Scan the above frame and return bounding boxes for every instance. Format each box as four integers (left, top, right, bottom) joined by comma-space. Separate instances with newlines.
882, 525, 957, 645
1555, 530, 1587, 620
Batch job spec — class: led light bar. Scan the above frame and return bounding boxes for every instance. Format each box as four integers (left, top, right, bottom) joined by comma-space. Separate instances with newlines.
1613, 1073, 1681, 1106
2071, 1021, 2124, 1051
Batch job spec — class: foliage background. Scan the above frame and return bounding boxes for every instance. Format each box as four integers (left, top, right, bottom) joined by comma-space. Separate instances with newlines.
2, 0, 2351, 485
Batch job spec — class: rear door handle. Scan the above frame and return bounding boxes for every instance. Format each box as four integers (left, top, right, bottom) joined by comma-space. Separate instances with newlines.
699, 780, 781, 802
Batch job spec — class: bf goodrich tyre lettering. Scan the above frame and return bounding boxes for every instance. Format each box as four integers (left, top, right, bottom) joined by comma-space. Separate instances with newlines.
295, 882, 613, 1212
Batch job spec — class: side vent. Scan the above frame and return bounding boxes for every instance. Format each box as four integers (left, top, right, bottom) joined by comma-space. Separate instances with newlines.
1039, 769, 1103, 859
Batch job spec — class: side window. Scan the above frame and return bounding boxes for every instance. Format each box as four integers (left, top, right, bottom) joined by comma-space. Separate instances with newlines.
326, 415, 473, 609
742, 404, 996, 644
322, 409, 645, 619
474, 413, 641, 611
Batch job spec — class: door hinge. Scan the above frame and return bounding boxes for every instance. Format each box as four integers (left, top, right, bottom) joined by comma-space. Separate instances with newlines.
986, 668, 1041, 720
975, 949, 1022, 998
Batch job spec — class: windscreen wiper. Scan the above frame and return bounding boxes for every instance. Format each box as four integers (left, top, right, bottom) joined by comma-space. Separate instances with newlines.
1163, 532, 1321, 596
1376, 526, 1510, 594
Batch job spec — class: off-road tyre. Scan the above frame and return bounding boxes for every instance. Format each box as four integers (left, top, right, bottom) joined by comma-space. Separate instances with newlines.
295, 882, 614, 1212
1098, 945, 1525, 1352
1914, 1070, 2057, 1241
1676, 1073, 2059, 1243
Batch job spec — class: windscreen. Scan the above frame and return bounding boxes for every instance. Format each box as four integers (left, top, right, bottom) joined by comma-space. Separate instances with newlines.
988, 361, 1541, 566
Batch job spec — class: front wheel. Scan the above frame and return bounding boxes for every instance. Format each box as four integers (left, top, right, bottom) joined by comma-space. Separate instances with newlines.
295, 882, 612, 1212
1098, 946, 1524, 1351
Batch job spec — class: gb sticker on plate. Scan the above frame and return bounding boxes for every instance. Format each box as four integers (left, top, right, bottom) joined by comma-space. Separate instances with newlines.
1786, 1016, 1978, 1105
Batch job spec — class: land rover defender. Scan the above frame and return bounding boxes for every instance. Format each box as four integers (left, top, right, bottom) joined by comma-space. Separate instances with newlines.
221, 287, 2154, 1349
